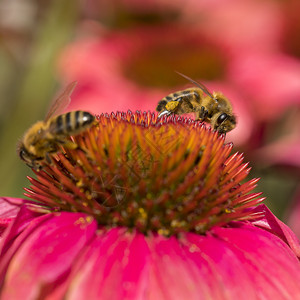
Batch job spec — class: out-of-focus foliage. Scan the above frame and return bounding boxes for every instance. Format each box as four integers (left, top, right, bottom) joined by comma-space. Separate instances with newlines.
0, 0, 300, 233
0, 0, 78, 196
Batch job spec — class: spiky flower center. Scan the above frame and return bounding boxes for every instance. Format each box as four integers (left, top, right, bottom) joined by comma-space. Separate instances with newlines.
25, 111, 264, 236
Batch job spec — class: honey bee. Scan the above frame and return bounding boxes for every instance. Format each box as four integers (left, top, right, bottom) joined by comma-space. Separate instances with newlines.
156, 72, 236, 134
17, 82, 95, 170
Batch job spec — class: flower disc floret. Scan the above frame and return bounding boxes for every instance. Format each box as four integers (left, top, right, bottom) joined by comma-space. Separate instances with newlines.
25, 111, 264, 236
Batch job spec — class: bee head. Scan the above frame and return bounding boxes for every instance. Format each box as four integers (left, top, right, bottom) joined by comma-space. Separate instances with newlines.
213, 112, 237, 134
17, 142, 43, 170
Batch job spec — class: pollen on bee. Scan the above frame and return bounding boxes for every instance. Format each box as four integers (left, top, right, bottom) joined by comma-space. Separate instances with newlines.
155, 73, 237, 134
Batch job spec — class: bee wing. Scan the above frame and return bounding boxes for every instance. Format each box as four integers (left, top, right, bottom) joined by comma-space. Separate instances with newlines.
45, 81, 78, 122
175, 71, 215, 99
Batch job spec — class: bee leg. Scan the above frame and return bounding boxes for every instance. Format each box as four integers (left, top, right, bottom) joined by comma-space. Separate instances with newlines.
196, 106, 209, 120
45, 152, 52, 164
58, 140, 78, 150
200, 106, 209, 119
157, 110, 172, 120
31, 159, 43, 170
27, 162, 36, 170
59, 140, 90, 157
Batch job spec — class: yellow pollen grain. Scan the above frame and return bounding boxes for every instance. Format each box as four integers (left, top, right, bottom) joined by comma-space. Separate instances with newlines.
138, 207, 147, 220
75, 216, 94, 227
74, 217, 85, 225
76, 179, 84, 187
171, 219, 187, 228
86, 194, 92, 200
158, 228, 170, 236
85, 216, 94, 223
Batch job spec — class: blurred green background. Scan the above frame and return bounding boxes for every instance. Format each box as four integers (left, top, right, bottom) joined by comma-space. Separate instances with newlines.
0, 0, 78, 197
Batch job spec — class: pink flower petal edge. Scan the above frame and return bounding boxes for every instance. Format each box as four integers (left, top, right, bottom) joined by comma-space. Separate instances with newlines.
0, 198, 23, 235
251, 204, 300, 258
0, 197, 40, 237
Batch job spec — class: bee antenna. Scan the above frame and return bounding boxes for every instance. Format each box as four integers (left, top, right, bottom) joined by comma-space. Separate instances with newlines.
175, 71, 215, 99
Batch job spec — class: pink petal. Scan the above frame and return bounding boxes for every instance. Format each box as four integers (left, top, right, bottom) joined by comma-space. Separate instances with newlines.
210, 224, 300, 299
0, 202, 47, 257
0, 212, 97, 300
0, 198, 23, 236
62, 228, 150, 300
1, 210, 300, 299
64, 225, 300, 300
251, 204, 300, 258
147, 234, 226, 300
147, 227, 300, 299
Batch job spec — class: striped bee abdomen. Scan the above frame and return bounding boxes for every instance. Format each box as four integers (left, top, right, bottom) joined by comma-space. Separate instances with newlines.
51, 111, 95, 136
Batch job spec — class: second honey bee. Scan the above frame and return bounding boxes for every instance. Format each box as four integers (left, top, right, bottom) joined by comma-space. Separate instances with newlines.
17, 82, 95, 170
156, 72, 236, 134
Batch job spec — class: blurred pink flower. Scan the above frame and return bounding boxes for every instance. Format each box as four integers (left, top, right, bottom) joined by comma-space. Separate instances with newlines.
194, 0, 283, 54
281, 0, 300, 59
255, 138, 300, 168
57, 25, 254, 145
84, 0, 283, 54
1, 112, 300, 299
229, 53, 300, 121
252, 107, 300, 167
56, 3, 300, 146
287, 187, 300, 240
57, 0, 300, 151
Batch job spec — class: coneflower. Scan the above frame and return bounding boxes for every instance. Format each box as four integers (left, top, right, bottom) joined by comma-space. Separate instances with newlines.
0, 111, 299, 300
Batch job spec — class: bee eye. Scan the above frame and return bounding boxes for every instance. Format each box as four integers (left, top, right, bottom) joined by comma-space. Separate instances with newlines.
19, 149, 26, 161
217, 113, 228, 124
